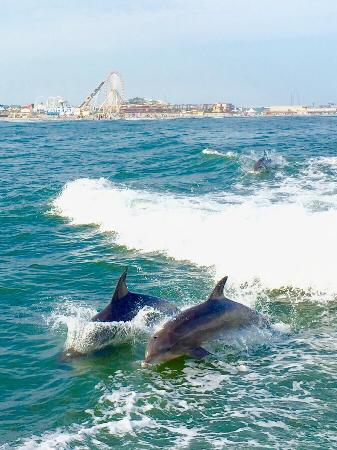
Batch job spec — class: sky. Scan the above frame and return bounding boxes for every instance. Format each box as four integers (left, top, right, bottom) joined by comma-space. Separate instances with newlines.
1, 0, 337, 106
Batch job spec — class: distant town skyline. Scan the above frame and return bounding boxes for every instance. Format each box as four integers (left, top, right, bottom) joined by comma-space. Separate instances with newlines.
1, 0, 337, 106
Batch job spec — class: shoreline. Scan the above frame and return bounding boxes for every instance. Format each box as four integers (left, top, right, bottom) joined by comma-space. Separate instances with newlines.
1, 113, 337, 123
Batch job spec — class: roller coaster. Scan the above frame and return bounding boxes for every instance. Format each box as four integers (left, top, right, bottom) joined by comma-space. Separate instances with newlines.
80, 71, 124, 117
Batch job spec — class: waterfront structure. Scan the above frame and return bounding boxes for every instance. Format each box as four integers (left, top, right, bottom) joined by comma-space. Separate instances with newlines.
79, 71, 124, 118
266, 105, 307, 115
1, 68, 336, 119
306, 105, 337, 114
266, 104, 337, 115
20, 104, 34, 116
33, 97, 73, 116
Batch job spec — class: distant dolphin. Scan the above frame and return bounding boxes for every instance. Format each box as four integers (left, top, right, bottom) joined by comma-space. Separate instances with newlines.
253, 150, 272, 172
92, 268, 179, 323
144, 276, 268, 364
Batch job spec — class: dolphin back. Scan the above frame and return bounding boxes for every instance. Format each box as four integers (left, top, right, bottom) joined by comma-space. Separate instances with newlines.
208, 275, 228, 300
144, 276, 270, 364
91, 268, 129, 322
111, 267, 129, 301
92, 268, 179, 323
253, 154, 272, 172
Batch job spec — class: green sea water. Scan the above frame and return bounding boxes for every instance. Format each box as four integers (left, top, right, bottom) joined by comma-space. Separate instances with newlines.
1, 117, 337, 449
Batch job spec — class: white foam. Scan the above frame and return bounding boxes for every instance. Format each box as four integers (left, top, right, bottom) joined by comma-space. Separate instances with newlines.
12, 431, 84, 450
272, 322, 292, 334
47, 300, 156, 354
313, 155, 337, 168
13, 381, 201, 449
52, 177, 337, 293
202, 148, 236, 158
182, 366, 228, 392
237, 364, 249, 372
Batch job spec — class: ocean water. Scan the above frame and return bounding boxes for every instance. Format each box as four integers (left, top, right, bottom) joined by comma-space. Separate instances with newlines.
1, 117, 337, 449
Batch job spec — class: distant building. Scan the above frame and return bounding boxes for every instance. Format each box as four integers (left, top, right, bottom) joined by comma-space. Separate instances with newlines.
33, 96, 73, 116
0, 105, 9, 117
20, 104, 34, 115
246, 107, 256, 116
127, 97, 167, 106
266, 105, 307, 115
306, 106, 337, 114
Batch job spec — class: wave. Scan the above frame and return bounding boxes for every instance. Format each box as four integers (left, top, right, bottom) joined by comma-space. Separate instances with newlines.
202, 148, 237, 158
52, 178, 337, 293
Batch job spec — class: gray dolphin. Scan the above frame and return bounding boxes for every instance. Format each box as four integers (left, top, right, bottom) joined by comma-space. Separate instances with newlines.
60, 269, 179, 359
253, 150, 272, 172
92, 268, 179, 323
144, 276, 268, 364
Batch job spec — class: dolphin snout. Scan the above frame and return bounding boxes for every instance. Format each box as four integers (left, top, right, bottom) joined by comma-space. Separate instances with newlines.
142, 354, 156, 366
141, 360, 150, 367
144, 354, 154, 364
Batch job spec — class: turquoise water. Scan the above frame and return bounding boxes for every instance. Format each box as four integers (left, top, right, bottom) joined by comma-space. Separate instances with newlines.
1, 117, 337, 449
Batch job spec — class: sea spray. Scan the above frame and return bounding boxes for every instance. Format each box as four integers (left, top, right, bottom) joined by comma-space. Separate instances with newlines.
47, 300, 159, 354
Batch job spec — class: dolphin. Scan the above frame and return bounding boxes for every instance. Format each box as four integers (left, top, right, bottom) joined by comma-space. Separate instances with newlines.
60, 268, 179, 359
92, 268, 179, 323
253, 150, 272, 172
144, 276, 268, 364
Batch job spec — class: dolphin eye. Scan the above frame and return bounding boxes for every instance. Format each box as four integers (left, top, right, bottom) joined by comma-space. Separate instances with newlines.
153, 336, 158, 339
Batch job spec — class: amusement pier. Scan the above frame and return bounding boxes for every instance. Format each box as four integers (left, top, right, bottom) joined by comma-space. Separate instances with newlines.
1, 71, 337, 120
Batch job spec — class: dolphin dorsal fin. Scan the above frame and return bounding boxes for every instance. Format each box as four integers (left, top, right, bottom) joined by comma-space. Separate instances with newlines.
208, 276, 228, 300
111, 267, 129, 302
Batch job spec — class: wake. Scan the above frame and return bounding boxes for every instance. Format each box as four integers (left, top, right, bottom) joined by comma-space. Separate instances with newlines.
52, 177, 337, 293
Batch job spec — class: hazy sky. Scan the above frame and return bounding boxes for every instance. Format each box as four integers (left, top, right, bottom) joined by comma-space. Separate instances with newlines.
1, 0, 337, 106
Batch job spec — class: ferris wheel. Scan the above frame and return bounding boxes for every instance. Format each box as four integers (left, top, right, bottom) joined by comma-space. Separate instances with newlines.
80, 71, 125, 116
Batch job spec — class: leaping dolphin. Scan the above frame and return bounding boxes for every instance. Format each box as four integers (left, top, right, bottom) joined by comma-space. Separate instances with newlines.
144, 276, 268, 364
92, 268, 179, 323
60, 268, 179, 359
253, 150, 272, 172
